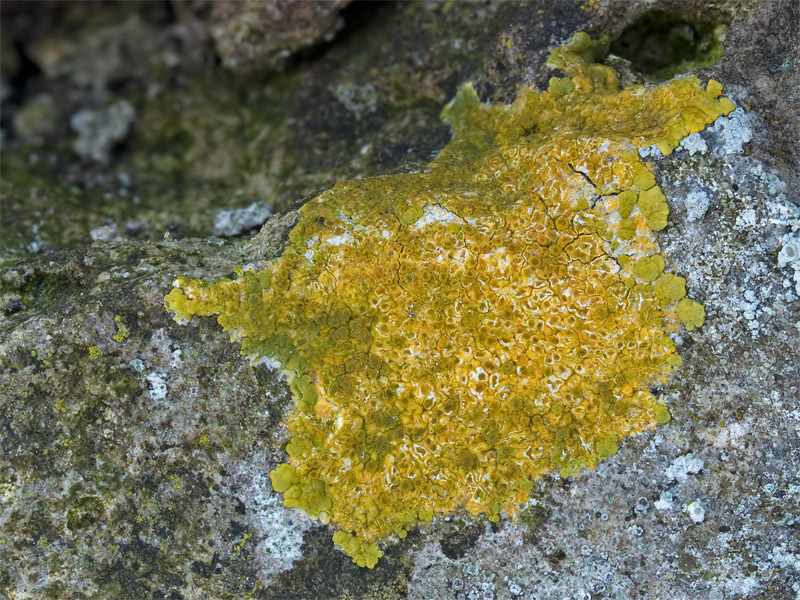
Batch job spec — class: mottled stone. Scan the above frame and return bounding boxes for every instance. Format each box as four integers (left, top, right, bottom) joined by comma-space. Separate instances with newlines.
11, 94, 59, 142
71, 101, 136, 164
214, 201, 273, 238
0, 0, 798, 598
192, 0, 352, 73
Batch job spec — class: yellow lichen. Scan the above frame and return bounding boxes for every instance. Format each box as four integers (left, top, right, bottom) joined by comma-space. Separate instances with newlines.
633, 255, 666, 283
654, 273, 687, 305
332, 531, 383, 568
677, 298, 706, 331
87, 346, 102, 360
112, 315, 129, 343
617, 190, 636, 218
653, 402, 672, 424
164, 33, 732, 566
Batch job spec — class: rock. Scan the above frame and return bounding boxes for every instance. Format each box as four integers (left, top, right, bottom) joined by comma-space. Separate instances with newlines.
0, 32, 21, 79
0, 74, 11, 104
70, 100, 136, 164
89, 222, 123, 243
193, 0, 352, 73
213, 201, 273, 238
24, 8, 212, 91
11, 93, 59, 141
331, 82, 380, 119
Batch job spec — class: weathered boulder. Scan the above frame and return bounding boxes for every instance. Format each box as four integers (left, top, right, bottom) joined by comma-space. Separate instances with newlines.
1, 1, 798, 598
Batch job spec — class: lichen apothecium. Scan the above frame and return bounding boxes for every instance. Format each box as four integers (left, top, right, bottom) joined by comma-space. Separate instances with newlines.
165, 33, 731, 567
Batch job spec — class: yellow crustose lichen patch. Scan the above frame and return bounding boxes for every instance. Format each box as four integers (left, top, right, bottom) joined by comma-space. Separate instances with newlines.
165, 33, 732, 567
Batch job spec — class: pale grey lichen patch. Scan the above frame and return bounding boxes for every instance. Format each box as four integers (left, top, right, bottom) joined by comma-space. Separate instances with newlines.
666, 453, 704, 482
214, 201, 273, 237
637, 144, 663, 159
706, 106, 752, 156
128, 357, 145, 372
332, 82, 380, 118
655, 490, 676, 511
12, 93, 58, 141
771, 544, 800, 596
724, 575, 758, 597
683, 188, 711, 221
702, 421, 749, 453
70, 100, 136, 164
402, 439, 786, 599
778, 234, 800, 296
145, 370, 168, 401
227, 450, 313, 582
406, 501, 639, 600
680, 132, 708, 156
685, 500, 706, 523
651, 117, 795, 345
90, 222, 123, 242
735, 206, 758, 230
740, 289, 769, 335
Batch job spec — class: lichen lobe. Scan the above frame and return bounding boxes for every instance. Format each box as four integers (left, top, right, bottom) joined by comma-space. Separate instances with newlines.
165, 33, 734, 566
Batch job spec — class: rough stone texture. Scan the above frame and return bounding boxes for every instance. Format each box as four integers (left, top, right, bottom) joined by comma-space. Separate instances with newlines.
213, 201, 273, 238
0, 1, 798, 599
70, 100, 136, 164
180, 0, 353, 74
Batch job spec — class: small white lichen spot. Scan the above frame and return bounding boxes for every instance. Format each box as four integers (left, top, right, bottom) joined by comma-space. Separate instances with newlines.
322, 232, 356, 247
146, 371, 168, 401
735, 207, 757, 230
213, 201, 272, 238
655, 490, 675, 511
683, 189, 711, 222
710, 422, 748, 449
638, 144, 663, 159
708, 106, 752, 155
255, 355, 284, 371
686, 500, 706, 523
680, 132, 708, 156
230, 452, 313, 582
724, 575, 758, 597
170, 347, 182, 368
412, 204, 463, 230
771, 544, 800, 573
778, 234, 800, 296
666, 453, 704, 482
741, 289, 762, 333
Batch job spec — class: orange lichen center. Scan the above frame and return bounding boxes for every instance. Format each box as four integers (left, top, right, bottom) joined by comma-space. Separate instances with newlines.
165, 33, 733, 567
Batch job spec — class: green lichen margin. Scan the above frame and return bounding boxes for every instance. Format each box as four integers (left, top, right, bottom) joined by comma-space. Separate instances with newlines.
165, 32, 733, 567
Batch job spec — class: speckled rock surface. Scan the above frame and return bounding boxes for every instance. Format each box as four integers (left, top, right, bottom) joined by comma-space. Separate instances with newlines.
1, 1, 799, 599
178, 0, 353, 74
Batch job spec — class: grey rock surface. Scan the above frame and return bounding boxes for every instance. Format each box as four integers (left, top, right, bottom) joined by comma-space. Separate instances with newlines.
194, 0, 352, 74
0, 1, 798, 599
12, 94, 58, 142
71, 101, 136, 164
213, 201, 273, 238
